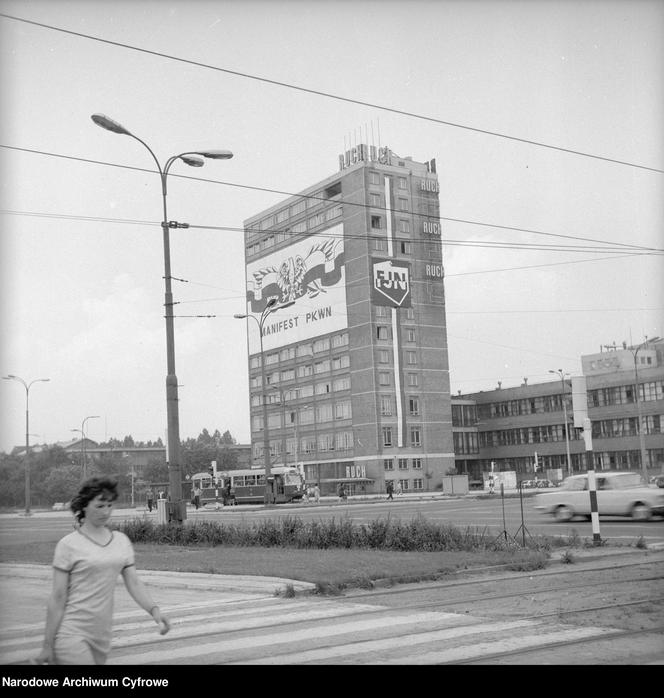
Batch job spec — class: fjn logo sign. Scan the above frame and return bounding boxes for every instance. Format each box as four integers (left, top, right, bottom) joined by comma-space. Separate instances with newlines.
372, 259, 412, 308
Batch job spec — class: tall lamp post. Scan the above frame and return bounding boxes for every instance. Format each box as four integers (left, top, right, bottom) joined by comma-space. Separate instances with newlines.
549, 369, 572, 475
626, 339, 651, 483
71, 415, 100, 480
91, 113, 233, 523
234, 298, 295, 505
2, 375, 50, 515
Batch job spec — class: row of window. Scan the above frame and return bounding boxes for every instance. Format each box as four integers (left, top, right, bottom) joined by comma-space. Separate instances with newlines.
376, 326, 417, 342
382, 426, 421, 447
385, 479, 424, 492
592, 415, 662, 438
252, 401, 353, 430
480, 425, 578, 448
452, 404, 479, 427
383, 458, 423, 470
253, 430, 355, 458
453, 432, 479, 454
251, 333, 350, 368
476, 380, 664, 420
588, 381, 664, 406
380, 395, 420, 416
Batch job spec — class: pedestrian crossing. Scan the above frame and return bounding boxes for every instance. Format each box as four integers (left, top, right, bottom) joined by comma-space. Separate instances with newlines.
0, 593, 623, 665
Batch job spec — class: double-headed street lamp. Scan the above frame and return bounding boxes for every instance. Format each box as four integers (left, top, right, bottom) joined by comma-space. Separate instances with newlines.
549, 369, 572, 475
2, 375, 50, 515
91, 113, 233, 523
234, 298, 295, 505
71, 415, 100, 480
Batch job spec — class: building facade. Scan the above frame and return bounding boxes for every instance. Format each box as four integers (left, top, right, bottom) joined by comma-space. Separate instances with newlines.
453, 338, 664, 484
241, 145, 454, 495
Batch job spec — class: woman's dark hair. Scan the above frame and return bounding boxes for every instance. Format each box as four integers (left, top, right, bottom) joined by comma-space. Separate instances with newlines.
70, 476, 119, 522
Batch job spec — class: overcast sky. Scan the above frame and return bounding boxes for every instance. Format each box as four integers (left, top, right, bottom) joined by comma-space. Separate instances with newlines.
1, 0, 662, 453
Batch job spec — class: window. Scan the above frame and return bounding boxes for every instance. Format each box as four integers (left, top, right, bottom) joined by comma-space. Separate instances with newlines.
290, 199, 306, 216
316, 403, 333, 422
370, 193, 381, 207
332, 333, 349, 348
265, 353, 279, 365
296, 344, 313, 357
398, 198, 409, 211
281, 368, 295, 382
380, 395, 392, 416
369, 172, 380, 185
379, 372, 391, 386
399, 479, 409, 492
371, 215, 382, 229
308, 213, 324, 228
372, 236, 386, 251
315, 381, 332, 395
299, 407, 315, 425
409, 397, 420, 416
313, 338, 330, 353
398, 177, 407, 190
375, 305, 390, 318
378, 349, 389, 364
408, 373, 419, 387
279, 347, 295, 361
383, 458, 394, 471
333, 376, 351, 391
398, 458, 408, 470
406, 307, 415, 320
336, 431, 353, 451
331, 355, 350, 370
335, 401, 352, 420
413, 478, 423, 490
382, 427, 393, 447
377, 325, 389, 340
412, 458, 422, 470
406, 351, 417, 365
406, 328, 416, 342
318, 433, 335, 452
399, 241, 412, 254
410, 427, 421, 447
314, 360, 330, 374
297, 364, 313, 378
399, 219, 410, 234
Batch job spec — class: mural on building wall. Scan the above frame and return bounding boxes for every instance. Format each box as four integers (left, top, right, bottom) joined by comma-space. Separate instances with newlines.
244, 223, 347, 352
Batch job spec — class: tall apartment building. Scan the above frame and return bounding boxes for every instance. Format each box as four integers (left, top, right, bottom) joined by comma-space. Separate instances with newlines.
453, 338, 664, 484
240, 145, 454, 495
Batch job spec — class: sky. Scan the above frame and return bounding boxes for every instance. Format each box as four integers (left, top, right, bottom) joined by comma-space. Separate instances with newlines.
0, 0, 662, 454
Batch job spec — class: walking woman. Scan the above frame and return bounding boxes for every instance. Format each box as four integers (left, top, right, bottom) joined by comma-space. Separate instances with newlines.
34, 476, 170, 665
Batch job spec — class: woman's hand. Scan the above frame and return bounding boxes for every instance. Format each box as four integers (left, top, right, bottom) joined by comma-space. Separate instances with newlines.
33, 646, 55, 665
151, 607, 171, 635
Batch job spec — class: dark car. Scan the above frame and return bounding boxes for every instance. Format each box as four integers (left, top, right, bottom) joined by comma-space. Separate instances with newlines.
654, 475, 664, 489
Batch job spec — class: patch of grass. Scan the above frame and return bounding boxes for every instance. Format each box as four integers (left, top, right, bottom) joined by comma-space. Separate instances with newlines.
635, 535, 648, 550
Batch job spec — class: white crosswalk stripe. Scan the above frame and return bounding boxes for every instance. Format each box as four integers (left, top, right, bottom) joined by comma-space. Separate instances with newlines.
0, 593, 622, 666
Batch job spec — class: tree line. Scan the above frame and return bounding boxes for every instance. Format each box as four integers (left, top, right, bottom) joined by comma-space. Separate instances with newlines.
0, 429, 241, 508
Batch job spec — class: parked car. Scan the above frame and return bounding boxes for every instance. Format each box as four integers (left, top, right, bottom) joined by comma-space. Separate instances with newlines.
533, 471, 664, 522
51, 501, 69, 511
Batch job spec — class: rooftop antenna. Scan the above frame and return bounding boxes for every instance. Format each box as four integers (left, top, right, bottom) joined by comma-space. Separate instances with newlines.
377, 117, 381, 150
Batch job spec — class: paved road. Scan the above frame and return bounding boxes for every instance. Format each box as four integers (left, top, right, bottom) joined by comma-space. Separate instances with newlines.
3, 494, 664, 548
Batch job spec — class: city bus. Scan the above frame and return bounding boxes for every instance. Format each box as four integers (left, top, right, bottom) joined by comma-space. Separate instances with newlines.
191, 466, 306, 505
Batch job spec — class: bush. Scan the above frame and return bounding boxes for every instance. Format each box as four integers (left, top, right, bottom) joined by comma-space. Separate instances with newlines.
115, 515, 559, 555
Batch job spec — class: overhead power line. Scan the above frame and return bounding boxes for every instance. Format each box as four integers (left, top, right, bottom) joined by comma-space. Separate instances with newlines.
2, 208, 660, 257
1, 12, 662, 174
2, 145, 661, 253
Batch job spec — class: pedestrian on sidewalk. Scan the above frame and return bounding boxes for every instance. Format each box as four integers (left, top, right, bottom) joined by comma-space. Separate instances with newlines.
145, 488, 154, 513
386, 480, 394, 501
192, 484, 202, 510
313, 483, 321, 504
33, 476, 171, 665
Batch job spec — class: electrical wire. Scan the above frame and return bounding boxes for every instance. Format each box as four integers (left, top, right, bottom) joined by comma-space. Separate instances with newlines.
1, 12, 662, 174
1, 145, 661, 253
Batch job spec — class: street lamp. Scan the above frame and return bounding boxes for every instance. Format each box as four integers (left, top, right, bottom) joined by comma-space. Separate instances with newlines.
71, 415, 100, 480
234, 298, 295, 505
549, 369, 572, 475
626, 339, 651, 484
91, 113, 233, 523
2, 375, 50, 515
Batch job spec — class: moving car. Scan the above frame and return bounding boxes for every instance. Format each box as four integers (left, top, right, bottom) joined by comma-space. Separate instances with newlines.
533, 471, 664, 522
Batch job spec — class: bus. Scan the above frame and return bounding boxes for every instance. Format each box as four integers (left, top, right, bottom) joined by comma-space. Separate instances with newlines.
191, 466, 306, 506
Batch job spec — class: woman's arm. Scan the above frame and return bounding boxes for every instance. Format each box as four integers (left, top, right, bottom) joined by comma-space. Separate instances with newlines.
34, 568, 69, 664
121, 565, 170, 635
